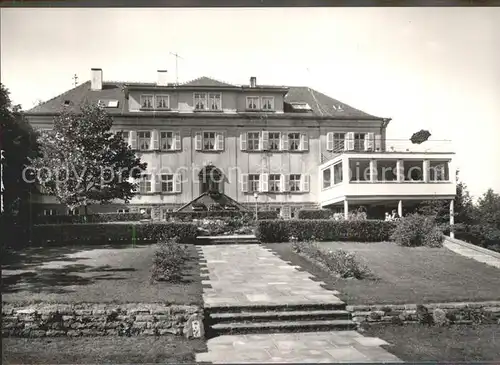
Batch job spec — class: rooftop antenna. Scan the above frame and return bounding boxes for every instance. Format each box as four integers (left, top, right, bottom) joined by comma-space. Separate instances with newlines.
169, 52, 184, 85
73, 74, 79, 87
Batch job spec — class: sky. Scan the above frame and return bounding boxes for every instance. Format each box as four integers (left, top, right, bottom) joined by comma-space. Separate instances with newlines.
1, 8, 499, 200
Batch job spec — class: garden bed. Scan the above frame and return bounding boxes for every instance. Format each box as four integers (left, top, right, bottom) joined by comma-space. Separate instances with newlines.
266, 241, 500, 304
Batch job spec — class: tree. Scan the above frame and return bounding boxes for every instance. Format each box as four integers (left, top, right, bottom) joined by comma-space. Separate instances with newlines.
0, 83, 39, 217
31, 103, 147, 215
469, 189, 500, 250
410, 129, 431, 144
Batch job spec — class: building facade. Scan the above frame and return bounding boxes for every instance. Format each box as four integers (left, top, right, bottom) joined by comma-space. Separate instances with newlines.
25, 68, 457, 220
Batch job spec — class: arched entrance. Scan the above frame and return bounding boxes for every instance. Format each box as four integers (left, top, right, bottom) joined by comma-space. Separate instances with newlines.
198, 164, 224, 195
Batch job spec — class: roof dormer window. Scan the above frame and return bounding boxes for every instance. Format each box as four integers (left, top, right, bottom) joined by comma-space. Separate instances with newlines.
155, 95, 170, 110
246, 96, 259, 110
208, 93, 221, 111
194, 93, 207, 110
262, 96, 274, 111
140, 95, 154, 110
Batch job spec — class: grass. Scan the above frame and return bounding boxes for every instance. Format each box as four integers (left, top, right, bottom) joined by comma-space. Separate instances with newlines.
364, 324, 500, 362
2, 336, 207, 364
266, 241, 500, 304
1, 243, 203, 305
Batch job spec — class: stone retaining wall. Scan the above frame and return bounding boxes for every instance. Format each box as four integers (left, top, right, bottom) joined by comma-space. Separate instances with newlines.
2, 303, 204, 338
347, 301, 500, 326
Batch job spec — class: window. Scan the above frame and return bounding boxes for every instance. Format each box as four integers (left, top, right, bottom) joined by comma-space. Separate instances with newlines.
203, 132, 216, 150
139, 174, 152, 193
194, 93, 207, 110
118, 130, 129, 143
208, 93, 221, 110
43, 209, 57, 216
333, 163, 343, 184
68, 208, 79, 216
249, 174, 260, 192
290, 174, 301, 192
430, 162, 449, 181
117, 209, 130, 213
247, 96, 259, 110
288, 133, 300, 151
140, 95, 154, 109
354, 133, 366, 151
269, 132, 280, 151
333, 133, 345, 151
156, 95, 169, 109
323, 169, 331, 189
161, 174, 174, 192
262, 97, 274, 111
138, 131, 151, 151
247, 132, 260, 151
160, 132, 174, 151
269, 174, 281, 192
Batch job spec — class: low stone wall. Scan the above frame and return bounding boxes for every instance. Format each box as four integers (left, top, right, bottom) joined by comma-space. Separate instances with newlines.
2, 303, 204, 338
347, 301, 500, 326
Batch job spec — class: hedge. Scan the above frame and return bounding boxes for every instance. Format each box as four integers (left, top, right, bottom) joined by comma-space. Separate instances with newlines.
35, 213, 146, 224
167, 210, 278, 221
30, 222, 198, 245
297, 209, 332, 220
256, 219, 395, 243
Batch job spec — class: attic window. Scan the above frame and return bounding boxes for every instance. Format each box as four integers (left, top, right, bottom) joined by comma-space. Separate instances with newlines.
63, 100, 71, 106
98, 99, 119, 108
289, 102, 312, 112
333, 104, 344, 112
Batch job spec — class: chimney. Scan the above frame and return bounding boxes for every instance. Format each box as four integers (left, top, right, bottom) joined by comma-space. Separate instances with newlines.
250, 76, 257, 88
91, 68, 102, 90
157, 70, 168, 86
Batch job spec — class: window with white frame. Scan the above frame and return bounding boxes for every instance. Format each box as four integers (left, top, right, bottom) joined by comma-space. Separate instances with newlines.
140, 95, 154, 109
269, 132, 280, 151
208, 93, 221, 110
194, 93, 207, 110
430, 161, 449, 181
203, 132, 216, 150
156, 95, 170, 109
269, 174, 281, 192
288, 133, 300, 151
43, 209, 57, 216
333, 162, 343, 184
261, 97, 274, 111
333, 133, 345, 151
249, 174, 260, 192
247, 132, 260, 151
323, 169, 331, 189
160, 132, 174, 151
117, 209, 130, 213
138, 131, 151, 151
354, 133, 366, 151
139, 174, 152, 193
289, 174, 301, 192
246, 96, 259, 110
161, 174, 174, 192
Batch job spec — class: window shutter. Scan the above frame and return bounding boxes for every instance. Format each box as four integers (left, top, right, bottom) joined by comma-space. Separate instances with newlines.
281, 133, 289, 151
240, 174, 248, 192
152, 130, 159, 150
130, 131, 137, 150
174, 131, 181, 150
301, 174, 310, 192
174, 173, 182, 193
281, 174, 290, 192
261, 131, 269, 151
345, 132, 355, 151
193, 177, 200, 197
154, 174, 161, 193
374, 134, 382, 151
216, 132, 224, 151
326, 132, 334, 151
300, 132, 309, 151
240, 132, 247, 151
365, 132, 375, 151
260, 173, 269, 192
195, 132, 202, 151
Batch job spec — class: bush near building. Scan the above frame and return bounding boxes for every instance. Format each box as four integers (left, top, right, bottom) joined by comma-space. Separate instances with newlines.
256, 219, 395, 243
390, 213, 444, 247
35, 212, 146, 224
297, 209, 333, 220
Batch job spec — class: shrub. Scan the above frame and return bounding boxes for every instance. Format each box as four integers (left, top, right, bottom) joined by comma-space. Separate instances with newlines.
167, 210, 278, 222
31, 222, 198, 245
257, 219, 395, 243
390, 213, 444, 247
150, 236, 190, 283
297, 209, 332, 220
35, 212, 145, 224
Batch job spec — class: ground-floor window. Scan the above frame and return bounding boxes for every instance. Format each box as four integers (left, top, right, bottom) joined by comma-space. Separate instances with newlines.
43, 209, 57, 216
117, 209, 130, 213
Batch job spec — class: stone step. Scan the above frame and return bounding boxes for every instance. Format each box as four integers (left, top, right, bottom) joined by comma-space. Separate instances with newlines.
205, 302, 346, 313
197, 235, 260, 245
210, 319, 356, 335
209, 309, 351, 323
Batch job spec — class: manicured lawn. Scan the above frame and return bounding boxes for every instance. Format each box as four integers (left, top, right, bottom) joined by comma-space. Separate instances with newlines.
2, 336, 207, 364
364, 324, 500, 362
266, 241, 500, 304
1, 243, 203, 305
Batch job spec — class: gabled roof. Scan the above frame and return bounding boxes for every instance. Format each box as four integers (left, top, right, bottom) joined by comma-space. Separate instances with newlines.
180, 76, 236, 87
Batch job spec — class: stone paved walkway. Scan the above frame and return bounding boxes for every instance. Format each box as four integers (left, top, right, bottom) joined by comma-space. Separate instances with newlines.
196, 331, 402, 363
444, 237, 500, 269
198, 244, 402, 363
199, 245, 344, 307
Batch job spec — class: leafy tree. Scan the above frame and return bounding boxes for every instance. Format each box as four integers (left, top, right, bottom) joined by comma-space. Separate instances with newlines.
31, 103, 147, 215
469, 189, 500, 250
410, 129, 431, 144
0, 83, 39, 217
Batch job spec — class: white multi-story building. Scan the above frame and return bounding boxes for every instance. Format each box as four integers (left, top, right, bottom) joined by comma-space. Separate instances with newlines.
25, 68, 457, 220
